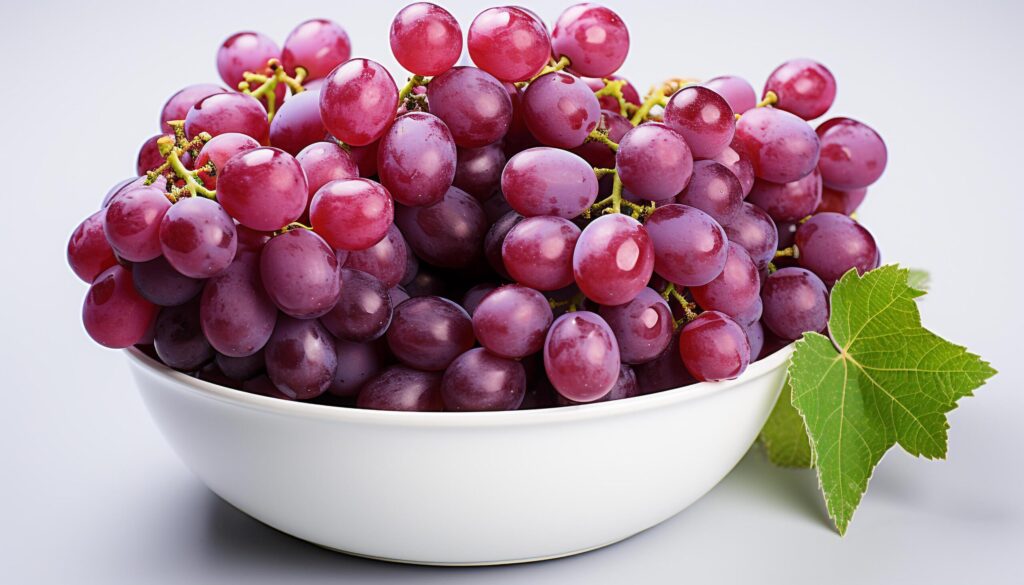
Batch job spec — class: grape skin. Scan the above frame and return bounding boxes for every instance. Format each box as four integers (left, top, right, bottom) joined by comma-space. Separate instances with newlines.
159, 197, 238, 279
816, 117, 888, 190
544, 311, 621, 402
501, 216, 581, 291
386, 296, 475, 371
679, 311, 750, 382
664, 85, 736, 159
200, 251, 277, 357
160, 84, 226, 134
268, 89, 327, 156
217, 147, 308, 231
441, 348, 527, 411
472, 284, 553, 358
154, 300, 214, 371
746, 168, 823, 223
185, 92, 270, 145
82, 265, 158, 349
676, 160, 744, 225
703, 75, 757, 115
691, 242, 760, 320
723, 202, 779, 270
103, 185, 171, 262
572, 214, 654, 306
344, 224, 409, 288
310, 178, 394, 252
599, 287, 674, 365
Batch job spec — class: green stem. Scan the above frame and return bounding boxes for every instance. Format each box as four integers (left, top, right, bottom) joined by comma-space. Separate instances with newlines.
156, 136, 215, 200
775, 246, 798, 259
631, 88, 666, 126
593, 78, 629, 117
586, 130, 619, 151
661, 283, 699, 323
398, 75, 427, 102
593, 167, 617, 178
757, 90, 778, 108
515, 56, 572, 88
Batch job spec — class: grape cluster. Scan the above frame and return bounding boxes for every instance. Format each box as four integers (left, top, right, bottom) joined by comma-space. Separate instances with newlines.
67, 3, 887, 412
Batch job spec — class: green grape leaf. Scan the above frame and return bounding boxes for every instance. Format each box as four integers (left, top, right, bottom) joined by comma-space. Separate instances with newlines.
907, 268, 931, 291
787, 265, 995, 535
760, 376, 813, 468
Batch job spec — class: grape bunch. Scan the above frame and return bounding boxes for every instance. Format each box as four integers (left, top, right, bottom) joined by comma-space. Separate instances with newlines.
67, 3, 887, 412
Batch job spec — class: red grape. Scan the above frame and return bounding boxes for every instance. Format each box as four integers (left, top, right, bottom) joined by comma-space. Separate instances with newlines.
690, 242, 760, 319
311, 178, 394, 251
761, 267, 829, 340
502, 147, 598, 218
599, 287, 673, 365
733, 106, 819, 183
523, 71, 601, 149
344, 224, 409, 287
200, 251, 277, 357
377, 112, 457, 206
216, 31, 280, 90
185, 92, 270, 145
679, 311, 750, 381
328, 340, 384, 397
320, 268, 393, 342
82, 265, 158, 349
265, 316, 337, 400
281, 19, 352, 81
320, 58, 398, 146
426, 66, 512, 148
551, 4, 629, 78
795, 212, 878, 285
394, 186, 487, 268
573, 214, 654, 306
217, 147, 307, 231
722, 202, 779, 270
676, 160, 744, 225
501, 216, 581, 291
468, 6, 550, 82
132, 257, 203, 307
160, 84, 226, 133
154, 300, 214, 371
543, 311, 620, 402
386, 296, 475, 371
195, 133, 260, 189
816, 185, 867, 215
103, 185, 171, 262
616, 123, 693, 200
472, 284, 553, 358
268, 89, 326, 156
357, 366, 444, 411
664, 85, 736, 159
68, 210, 117, 283
816, 117, 888, 190
260, 229, 342, 319
703, 75, 757, 114
710, 145, 755, 196
136, 134, 166, 176
454, 143, 506, 201
159, 196, 237, 278
390, 3, 463, 76
644, 204, 728, 286
764, 58, 837, 120
296, 141, 359, 201
747, 168, 823, 222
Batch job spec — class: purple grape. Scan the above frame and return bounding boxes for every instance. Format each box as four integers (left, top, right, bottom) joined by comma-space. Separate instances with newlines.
817, 185, 867, 215
502, 216, 581, 291
344, 224, 409, 287
154, 300, 214, 371
82, 265, 158, 349
467, 6, 550, 82
454, 143, 506, 201
103, 185, 171, 262
260, 229, 341, 319
462, 283, 498, 316
502, 147, 599, 219
160, 84, 226, 133
389, 285, 411, 307
733, 107, 820, 184
265, 316, 337, 400
394, 186, 487, 269
747, 168, 823, 222
472, 284, 553, 358
795, 212, 878, 285
217, 147, 307, 231
296, 141, 359, 202
377, 112, 457, 207
723, 202, 779, 270
599, 287, 673, 365
679, 311, 750, 381
634, 332, 697, 394
268, 89, 326, 156
320, 269, 393, 342
573, 214, 654, 306
200, 251, 277, 357
664, 85, 736, 159
557, 364, 640, 405
616, 123, 694, 200
403, 268, 448, 298
816, 117, 888, 190
310, 178, 394, 252
676, 160, 744, 225
484, 210, 524, 278
426, 67, 512, 148
544, 311, 620, 402
733, 296, 763, 327
551, 4, 629, 78
216, 31, 279, 91
357, 366, 444, 411
386, 296, 475, 371
132, 256, 204, 307
703, 75, 757, 114
159, 197, 237, 278
690, 242, 760, 320
281, 19, 351, 80
328, 340, 384, 397
320, 58, 398, 147
522, 71, 601, 149
744, 320, 765, 361
242, 375, 295, 400
710, 146, 755, 196
442, 348, 527, 411
184, 92, 270, 145
390, 3, 463, 76
67, 210, 118, 283
761, 267, 830, 340
764, 59, 837, 120
216, 349, 265, 381
644, 204, 728, 287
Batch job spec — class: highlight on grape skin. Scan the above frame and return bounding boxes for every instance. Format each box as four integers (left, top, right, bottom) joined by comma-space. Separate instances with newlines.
69, 2, 887, 412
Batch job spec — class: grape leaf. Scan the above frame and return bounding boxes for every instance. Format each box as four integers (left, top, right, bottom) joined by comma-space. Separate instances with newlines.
787, 265, 995, 534
760, 376, 813, 468
907, 268, 930, 291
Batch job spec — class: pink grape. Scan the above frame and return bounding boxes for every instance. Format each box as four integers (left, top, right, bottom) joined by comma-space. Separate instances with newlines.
268, 89, 326, 156
357, 366, 444, 411
467, 6, 550, 82
132, 257, 203, 307
690, 243, 760, 319
442, 348, 527, 411
184, 92, 270, 145
454, 143, 506, 201
394, 186, 487, 268
67, 210, 117, 283
386, 296, 475, 371
265, 316, 337, 400
260, 229, 342, 319
502, 216, 581, 291
501, 147, 598, 218
320, 268, 393, 342
200, 251, 277, 357
573, 214, 654, 306
344, 224, 409, 287
703, 75, 757, 114
817, 185, 867, 215
747, 168, 823, 222
484, 210, 524, 278
82, 265, 158, 349
678, 311, 750, 382
599, 287, 673, 364
723, 202, 779, 270
664, 85, 736, 159
733, 106, 820, 183
160, 84, 226, 133
472, 284, 553, 358
216, 31, 280, 90
764, 58, 837, 120
644, 204, 728, 286
551, 4, 630, 78
816, 117, 888, 190
795, 212, 878, 285
390, 3, 463, 76
544, 311, 620, 402
616, 123, 693, 200
348, 139, 381, 177
281, 19, 352, 81
296, 141, 359, 201
194, 133, 260, 189
710, 145, 755, 196
761, 267, 829, 340
136, 134, 165, 175
377, 112, 457, 206
320, 58, 398, 146
427, 67, 512, 148
676, 160, 744, 225
159, 196, 237, 278
311, 178, 394, 251
523, 71, 601, 149
103, 185, 171, 262
217, 147, 308, 231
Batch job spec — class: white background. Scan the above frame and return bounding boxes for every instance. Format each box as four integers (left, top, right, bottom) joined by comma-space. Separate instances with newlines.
1, 0, 1022, 583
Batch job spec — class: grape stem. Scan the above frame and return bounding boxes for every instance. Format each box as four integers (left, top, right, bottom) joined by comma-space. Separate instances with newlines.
593, 167, 617, 178
660, 283, 699, 324
277, 222, 313, 235
152, 130, 215, 201
583, 170, 655, 219
756, 90, 778, 108
775, 246, 799, 259
586, 129, 619, 151
241, 59, 308, 122
593, 78, 630, 118
631, 88, 666, 126
548, 291, 586, 313
398, 75, 429, 102
515, 56, 572, 88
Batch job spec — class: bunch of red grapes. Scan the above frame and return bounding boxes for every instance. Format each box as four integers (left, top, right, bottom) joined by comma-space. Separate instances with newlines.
67, 3, 886, 411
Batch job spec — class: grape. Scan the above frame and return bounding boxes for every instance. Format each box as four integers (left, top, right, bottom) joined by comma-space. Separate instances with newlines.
357, 366, 444, 411
776, 220, 798, 250
583, 75, 641, 113
377, 112, 457, 206
679, 311, 750, 382
483, 191, 515, 223
690, 242, 760, 319
733, 107, 820, 183
723, 202, 778, 270
795, 212, 878, 285
200, 251, 277, 356
103, 185, 171, 262
320, 59, 398, 146
454, 143, 505, 201
242, 375, 295, 400
484, 210, 524, 278
703, 75, 757, 114
744, 320, 765, 361
159, 197, 237, 278
348, 138, 381, 177
502, 147, 598, 219
320, 268, 393, 342
711, 145, 755, 196
676, 160, 744, 224
599, 287, 673, 364
551, 4, 629, 78
390, 2, 463, 76
281, 19, 352, 80
764, 59, 837, 120
461, 282, 497, 316
817, 185, 867, 215
442, 348, 526, 411
501, 81, 538, 154
296, 141, 359, 203
746, 168, 823, 222
260, 229, 341, 319
131, 257, 203, 307
153, 300, 214, 371
328, 340, 383, 397
136, 135, 165, 175
82, 265, 158, 349
194, 133, 260, 189
664, 85, 736, 159
634, 332, 696, 393
268, 89, 326, 156
310, 178, 394, 251
265, 316, 337, 400
573, 214, 654, 306
389, 285, 411, 307
184, 92, 270, 145
404, 268, 448, 298
570, 110, 632, 168
394, 186, 487, 268
502, 216, 581, 291
386, 296, 475, 371
556, 364, 640, 405
216, 31, 280, 90
616, 123, 694, 200
426, 67, 512, 148
472, 284, 553, 358
216, 349, 265, 381
68, 210, 117, 283
522, 71, 601, 149
543, 311, 620, 402
467, 6, 550, 82
761, 267, 829, 340
101, 176, 139, 208
816, 117, 888, 190
217, 147, 308, 231
644, 204, 728, 287
733, 296, 763, 327
236, 225, 271, 253
343, 224, 408, 287
160, 84, 226, 133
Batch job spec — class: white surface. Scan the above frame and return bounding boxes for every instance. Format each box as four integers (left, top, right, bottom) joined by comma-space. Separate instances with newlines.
1, 0, 1022, 582
127, 345, 790, 564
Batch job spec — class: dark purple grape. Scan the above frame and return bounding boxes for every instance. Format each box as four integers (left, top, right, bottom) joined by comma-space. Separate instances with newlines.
216, 349, 265, 381
426, 66, 512, 148
132, 256, 204, 307
154, 300, 214, 371
676, 160, 744, 225
462, 283, 498, 316
723, 202, 779, 270
442, 348, 526, 411
634, 333, 696, 394
242, 375, 295, 400
484, 210, 524, 278
747, 169, 823, 222
761, 267, 830, 340
328, 340, 384, 397
472, 284, 553, 358
265, 316, 337, 400
159, 196, 237, 278
344, 224, 409, 288
454, 143, 506, 201
377, 112, 457, 206
572, 214, 654, 306
679, 311, 750, 381
795, 212, 878, 285
544, 311, 620, 402
394, 186, 487, 268
599, 287, 673, 365
386, 296, 475, 371
260, 229, 341, 319
644, 204, 728, 287
200, 251, 278, 357
389, 285, 411, 307
320, 269, 393, 342
501, 147, 598, 219
744, 320, 765, 360
357, 366, 444, 411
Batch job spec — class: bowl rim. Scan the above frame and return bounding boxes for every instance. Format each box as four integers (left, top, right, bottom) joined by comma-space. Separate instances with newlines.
126, 343, 794, 428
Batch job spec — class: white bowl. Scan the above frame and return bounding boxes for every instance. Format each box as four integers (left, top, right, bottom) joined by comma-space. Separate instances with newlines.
127, 344, 793, 565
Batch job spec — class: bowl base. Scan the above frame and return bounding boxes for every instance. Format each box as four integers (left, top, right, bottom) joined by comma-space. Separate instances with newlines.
316, 537, 626, 566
